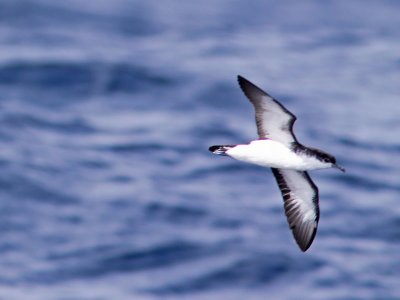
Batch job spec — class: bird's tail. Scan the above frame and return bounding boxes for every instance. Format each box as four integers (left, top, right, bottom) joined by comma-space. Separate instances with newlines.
209, 145, 235, 156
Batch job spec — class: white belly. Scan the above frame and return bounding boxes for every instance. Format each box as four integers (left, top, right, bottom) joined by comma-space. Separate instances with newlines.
226, 140, 310, 170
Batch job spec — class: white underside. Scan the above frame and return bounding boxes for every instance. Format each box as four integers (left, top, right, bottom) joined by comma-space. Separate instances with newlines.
226, 140, 328, 171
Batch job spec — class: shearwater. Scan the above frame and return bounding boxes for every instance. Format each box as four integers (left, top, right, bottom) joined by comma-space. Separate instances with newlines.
209, 75, 345, 252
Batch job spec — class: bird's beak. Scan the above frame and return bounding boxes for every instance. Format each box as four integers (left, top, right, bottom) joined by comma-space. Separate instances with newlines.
333, 163, 346, 172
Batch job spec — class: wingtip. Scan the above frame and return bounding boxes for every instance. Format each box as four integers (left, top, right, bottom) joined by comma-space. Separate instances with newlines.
236, 75, 269, 99
295, 222, 318, 252
237, 75, 246, 88
299, 234, 316, 252
237, 75, 255, 97
237, 75, 249, 86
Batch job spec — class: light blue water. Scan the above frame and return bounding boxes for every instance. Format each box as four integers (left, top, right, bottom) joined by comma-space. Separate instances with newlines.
0, 1, 399, 299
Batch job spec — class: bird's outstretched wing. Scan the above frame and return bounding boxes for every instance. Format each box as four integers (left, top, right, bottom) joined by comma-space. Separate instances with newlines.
271, 168, 319, 251
238, 75, 297, 147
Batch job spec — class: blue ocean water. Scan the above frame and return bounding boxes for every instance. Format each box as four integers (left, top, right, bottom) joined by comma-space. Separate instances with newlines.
0, 1, 400, 299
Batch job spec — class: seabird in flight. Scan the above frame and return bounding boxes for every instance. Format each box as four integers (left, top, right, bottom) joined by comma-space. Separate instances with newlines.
209, 75, 345, 251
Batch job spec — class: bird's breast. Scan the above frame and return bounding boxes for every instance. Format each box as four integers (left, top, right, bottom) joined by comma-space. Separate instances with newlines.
226, 139, 307, 170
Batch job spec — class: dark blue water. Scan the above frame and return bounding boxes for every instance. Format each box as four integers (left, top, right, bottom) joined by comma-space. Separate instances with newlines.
1, 1, 400, 299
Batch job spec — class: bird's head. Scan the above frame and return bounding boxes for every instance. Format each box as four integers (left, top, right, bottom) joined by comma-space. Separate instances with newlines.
314, 150, 345, 172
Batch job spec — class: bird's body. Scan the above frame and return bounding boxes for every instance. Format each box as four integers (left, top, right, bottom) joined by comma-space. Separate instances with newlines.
222, 139, 329, 171
209, 76, 344, 252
